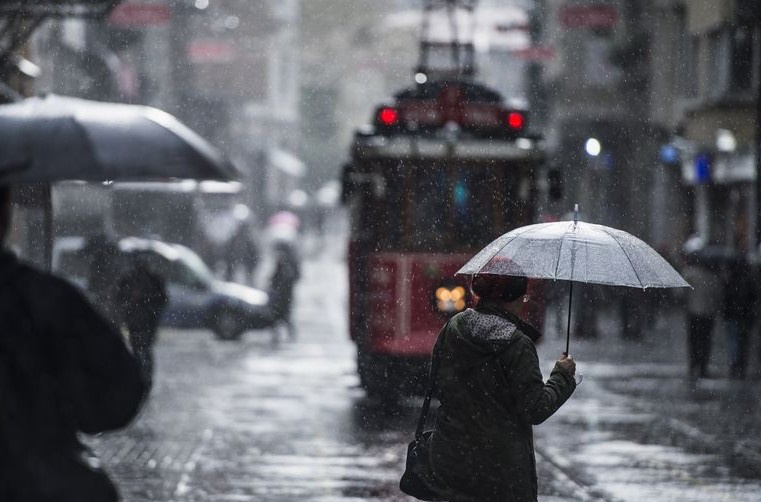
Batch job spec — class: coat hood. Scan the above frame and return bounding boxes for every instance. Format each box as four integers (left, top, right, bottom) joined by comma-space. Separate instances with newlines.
444, 303, 540, 371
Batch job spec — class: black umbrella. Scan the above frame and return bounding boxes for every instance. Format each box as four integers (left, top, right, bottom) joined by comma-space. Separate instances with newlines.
0, 94, 238, 183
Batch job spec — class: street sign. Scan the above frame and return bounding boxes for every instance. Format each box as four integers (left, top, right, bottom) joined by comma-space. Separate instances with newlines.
510, 46, 555, 61
560, 4, 619, 30
187, 40, 237, 63
108, 2, 171, 27
695, 153, 711, 184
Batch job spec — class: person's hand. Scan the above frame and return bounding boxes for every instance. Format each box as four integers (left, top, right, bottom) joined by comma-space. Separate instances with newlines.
556, 353, 576, 377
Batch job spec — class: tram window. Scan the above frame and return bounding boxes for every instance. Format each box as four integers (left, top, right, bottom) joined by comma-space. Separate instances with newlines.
387, 167, 403, 248
453, 168, 496, 247
503, 171, 533, 229
353, 167, 403, 250
408, 165, 448, 250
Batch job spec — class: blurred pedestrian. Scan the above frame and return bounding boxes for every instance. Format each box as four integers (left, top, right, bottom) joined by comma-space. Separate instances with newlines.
225, 223, 259, 285
82, 232, 122, 323
267, 240, 301, 340
116, 259, 168, 390
428, 274, 577, 501
619, 289, 646, 340
681, 253, 723, 381
572, 284, 598, 339
0, 186, 146, 502
721, 256, 757, 380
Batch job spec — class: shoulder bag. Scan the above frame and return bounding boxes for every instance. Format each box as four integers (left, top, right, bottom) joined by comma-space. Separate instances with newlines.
399, 322, 449, 501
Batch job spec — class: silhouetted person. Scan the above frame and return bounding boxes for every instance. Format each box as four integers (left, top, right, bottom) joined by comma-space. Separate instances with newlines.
116, 260, 168, 390
82, 233, 122, 324
0, 186, 146, 501
682, 254, 723, 381
268, 240, 301, 340
225, 224, 259, 285
620, 288, 646, 340
722, 257, 757, 379
572, 284, 598, 339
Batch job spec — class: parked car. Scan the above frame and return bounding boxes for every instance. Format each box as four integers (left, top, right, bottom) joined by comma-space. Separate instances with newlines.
53, 236, 271, 340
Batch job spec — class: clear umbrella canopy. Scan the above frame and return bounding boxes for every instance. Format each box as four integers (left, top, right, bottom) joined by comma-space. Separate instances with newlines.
457, 220, 690, 289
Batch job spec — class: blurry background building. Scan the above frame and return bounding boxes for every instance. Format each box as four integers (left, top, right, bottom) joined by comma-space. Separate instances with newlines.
3, 0, 761, 268
531, 1, 658, 238
660, 0, 761, 257
3, 0, 303, 271
531, 0, 761, 263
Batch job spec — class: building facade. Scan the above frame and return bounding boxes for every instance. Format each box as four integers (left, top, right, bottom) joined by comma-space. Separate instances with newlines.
664, 0, 760, 256
532, 0, 761, 263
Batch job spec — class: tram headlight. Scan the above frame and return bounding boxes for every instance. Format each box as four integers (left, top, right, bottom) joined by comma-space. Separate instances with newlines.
435, 285, 467, 314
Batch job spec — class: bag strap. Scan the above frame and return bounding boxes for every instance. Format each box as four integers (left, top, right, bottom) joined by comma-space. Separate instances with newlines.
414, 313, 520, 441
414, 320, 449, 441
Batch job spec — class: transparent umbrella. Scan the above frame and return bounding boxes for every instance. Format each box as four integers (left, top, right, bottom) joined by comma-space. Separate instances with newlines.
457, 205, 690, 353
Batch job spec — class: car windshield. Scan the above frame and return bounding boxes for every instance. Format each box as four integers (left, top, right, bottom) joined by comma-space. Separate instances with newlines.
174, 247, 216, 285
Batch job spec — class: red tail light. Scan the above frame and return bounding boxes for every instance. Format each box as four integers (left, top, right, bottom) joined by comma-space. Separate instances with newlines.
378, 107, 400, 126
507, 111, 525, 130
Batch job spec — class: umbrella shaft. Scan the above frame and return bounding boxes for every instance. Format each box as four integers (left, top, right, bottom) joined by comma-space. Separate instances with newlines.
565, 281, 573, 355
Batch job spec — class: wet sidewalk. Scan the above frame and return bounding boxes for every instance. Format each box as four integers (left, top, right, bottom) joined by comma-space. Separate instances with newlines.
534, 303, 761, 500
86, 240, 761, 501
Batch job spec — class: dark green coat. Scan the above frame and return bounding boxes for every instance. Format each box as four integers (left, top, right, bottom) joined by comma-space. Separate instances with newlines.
429, 304, 576, 502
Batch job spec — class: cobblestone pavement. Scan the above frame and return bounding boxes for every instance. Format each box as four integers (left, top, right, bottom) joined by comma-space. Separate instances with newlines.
88, 245, 761, 501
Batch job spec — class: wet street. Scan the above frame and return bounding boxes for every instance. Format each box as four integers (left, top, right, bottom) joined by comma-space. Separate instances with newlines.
89, 240, 761, 502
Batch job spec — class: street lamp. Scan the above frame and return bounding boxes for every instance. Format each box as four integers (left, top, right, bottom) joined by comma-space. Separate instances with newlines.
585, 137, 601, 157
715, 128, 737, 153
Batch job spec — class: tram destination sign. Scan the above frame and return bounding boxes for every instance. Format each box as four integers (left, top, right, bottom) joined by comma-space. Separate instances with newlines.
354, 135, 545, 162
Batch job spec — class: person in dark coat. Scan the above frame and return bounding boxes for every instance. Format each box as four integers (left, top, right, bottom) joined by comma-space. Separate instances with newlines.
721, 257, 757, 379
0, 186, 146, 502
430, 274, 577, 502
267, 240, 301, 340
681, 253, 723, 381
81, 232, 122, 324
115, 259, 169, 390
225, 223, 259, 285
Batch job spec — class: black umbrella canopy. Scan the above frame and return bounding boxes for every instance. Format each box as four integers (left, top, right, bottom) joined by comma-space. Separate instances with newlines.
0, 94, 239, 184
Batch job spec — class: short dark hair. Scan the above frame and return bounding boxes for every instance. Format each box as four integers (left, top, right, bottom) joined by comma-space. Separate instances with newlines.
471, 274, 528, 303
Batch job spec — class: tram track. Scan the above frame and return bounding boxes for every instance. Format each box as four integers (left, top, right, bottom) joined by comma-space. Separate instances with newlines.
535, 445, 620, 502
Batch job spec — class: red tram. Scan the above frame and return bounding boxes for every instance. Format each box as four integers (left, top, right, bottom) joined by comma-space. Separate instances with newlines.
341, 79, 548, 397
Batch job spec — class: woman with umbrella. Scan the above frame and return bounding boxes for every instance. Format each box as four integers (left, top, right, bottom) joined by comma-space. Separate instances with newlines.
428, 273, 577, 501
425, 207, 687, 501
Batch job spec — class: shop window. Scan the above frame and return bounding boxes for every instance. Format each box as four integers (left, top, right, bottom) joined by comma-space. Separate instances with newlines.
705, 25, 759, 99
676, 23, 697, 99
729, 24, 755, 92
706, 30, 731, 98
